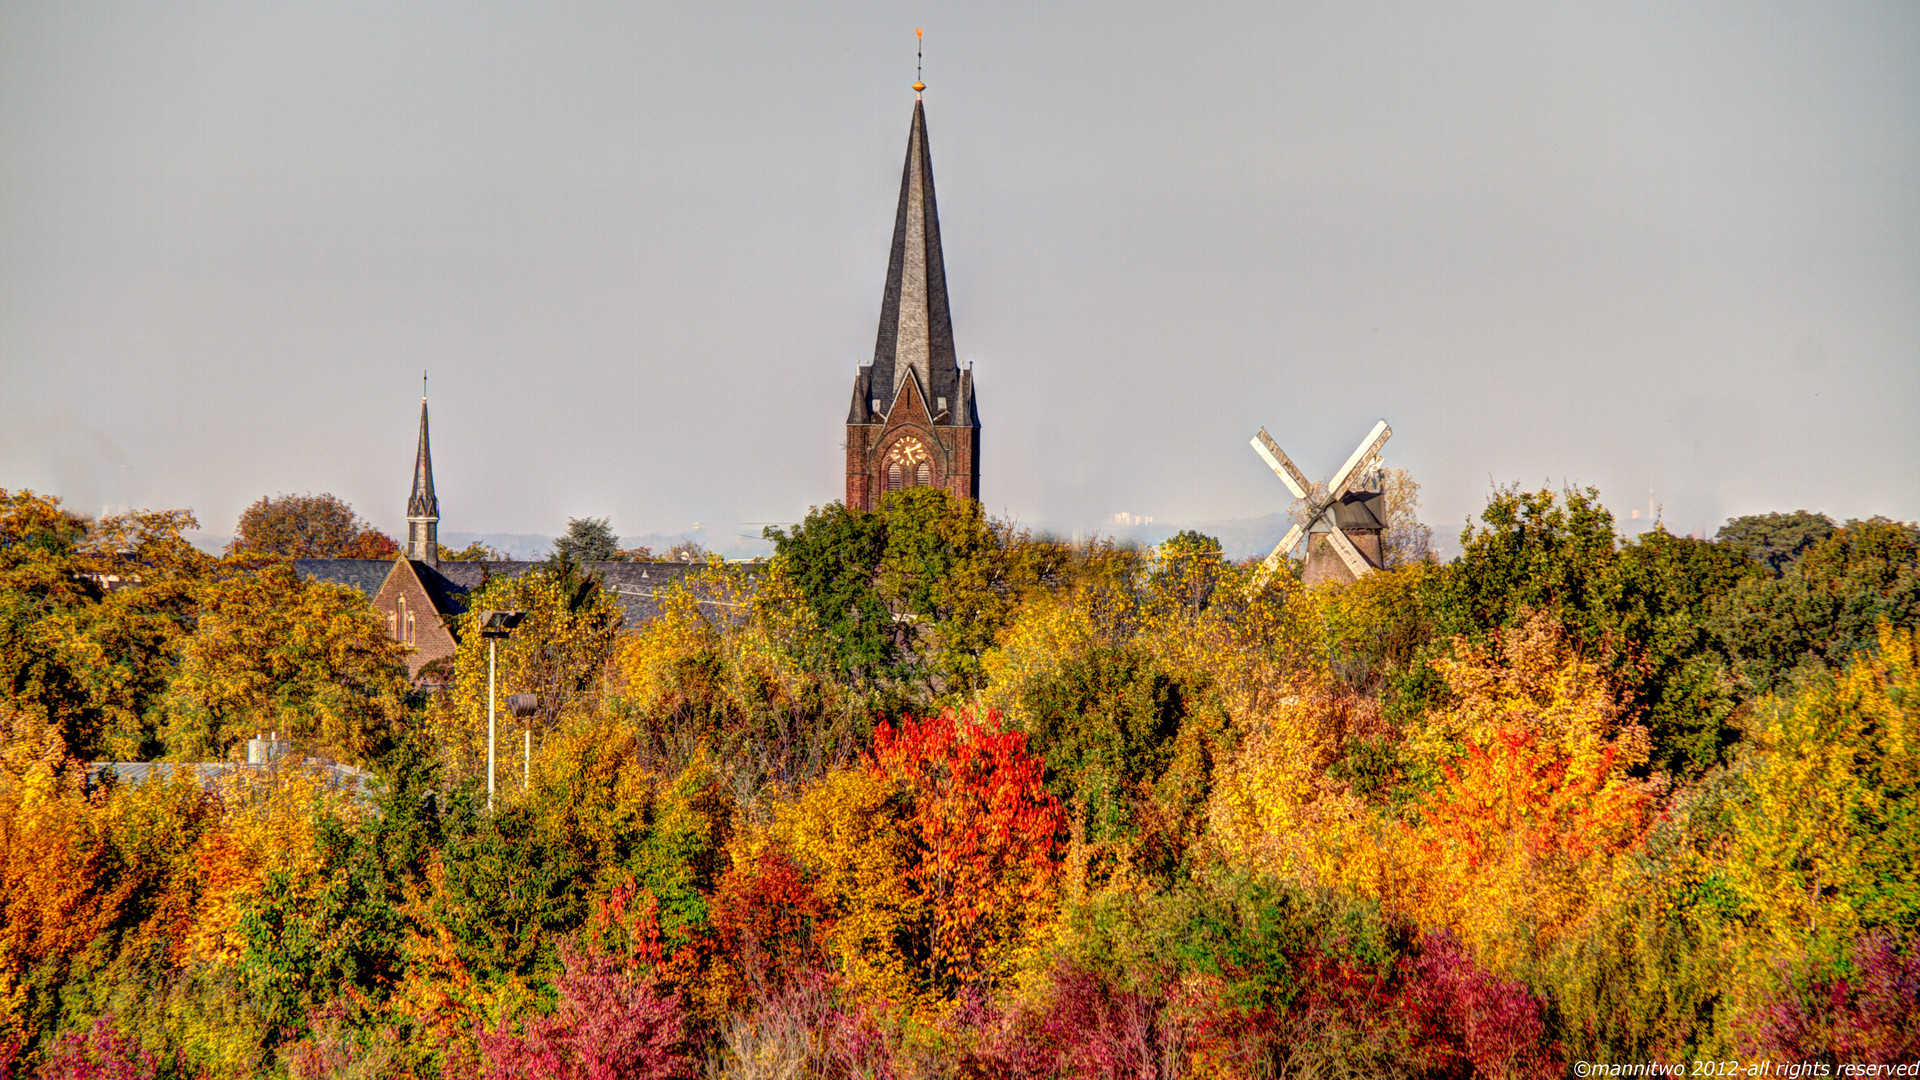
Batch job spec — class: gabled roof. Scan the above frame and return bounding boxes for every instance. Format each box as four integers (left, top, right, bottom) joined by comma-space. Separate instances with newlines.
296, 554, 752, 635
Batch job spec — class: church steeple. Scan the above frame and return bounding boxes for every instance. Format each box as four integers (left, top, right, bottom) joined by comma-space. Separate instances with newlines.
406, 388, 439, 566
867, 98, 960, 417
844, 80, 981, 512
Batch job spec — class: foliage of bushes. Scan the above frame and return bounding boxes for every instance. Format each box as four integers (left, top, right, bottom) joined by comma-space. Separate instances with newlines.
1, 485, 1917, 1077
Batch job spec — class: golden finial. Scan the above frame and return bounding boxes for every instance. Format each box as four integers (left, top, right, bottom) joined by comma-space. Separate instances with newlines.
913, 28, 925, 95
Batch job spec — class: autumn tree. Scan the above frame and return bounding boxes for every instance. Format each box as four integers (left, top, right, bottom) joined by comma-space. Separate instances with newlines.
1380, 467, 1435, 568
0, 492, 212, 758
160, 560, 409, 763
1422, 486, 1774, 778
1721, 624, 1920, 992
1394, 614, 1655, 974
778, 711, 1064, 1011
1146, 531, 1223, 618
230, 493, 396, 560
440, 540, 508, 562
438, 556, 624, 780
613, 562, 861, 795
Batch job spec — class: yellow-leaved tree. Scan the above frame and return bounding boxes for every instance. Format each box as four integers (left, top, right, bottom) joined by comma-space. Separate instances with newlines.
1719, 622, 1920, 1015
435, 556, 623, 785
161, 560, 408, 764
612, 561, 858, 802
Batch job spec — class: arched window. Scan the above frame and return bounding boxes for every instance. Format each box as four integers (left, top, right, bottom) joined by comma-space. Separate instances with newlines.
888, 463, 904, 491
916, 461, 931, 486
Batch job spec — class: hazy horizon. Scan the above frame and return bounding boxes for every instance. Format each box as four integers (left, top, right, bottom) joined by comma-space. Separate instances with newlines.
6, 3, 1916, 558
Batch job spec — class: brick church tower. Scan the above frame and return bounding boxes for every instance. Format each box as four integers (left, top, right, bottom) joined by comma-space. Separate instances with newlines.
844, 92, 980, 511
405, 393, 439, 567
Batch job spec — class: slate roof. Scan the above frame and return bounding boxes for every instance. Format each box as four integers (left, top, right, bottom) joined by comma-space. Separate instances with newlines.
296, 557, 737, 633
294, 559, 395, 599
853, 99, 975, 430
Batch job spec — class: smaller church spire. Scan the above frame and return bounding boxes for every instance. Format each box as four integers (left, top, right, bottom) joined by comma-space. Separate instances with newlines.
406, 383, 440, 566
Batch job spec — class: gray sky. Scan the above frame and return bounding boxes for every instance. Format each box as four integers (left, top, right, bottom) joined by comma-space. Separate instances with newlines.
4, 2, 1916, 557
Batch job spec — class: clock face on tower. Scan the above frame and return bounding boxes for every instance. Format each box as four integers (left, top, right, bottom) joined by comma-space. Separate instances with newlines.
884, 436, 933, 491
887, 437, 928, 468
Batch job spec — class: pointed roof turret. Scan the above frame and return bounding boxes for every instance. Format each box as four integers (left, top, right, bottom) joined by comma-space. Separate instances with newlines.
407, 396, 438, 520
868, 98, 961, 419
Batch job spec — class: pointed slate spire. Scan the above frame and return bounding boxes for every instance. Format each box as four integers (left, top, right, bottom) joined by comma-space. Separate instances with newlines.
869, 99, 959, 417
406, 392, 439, 565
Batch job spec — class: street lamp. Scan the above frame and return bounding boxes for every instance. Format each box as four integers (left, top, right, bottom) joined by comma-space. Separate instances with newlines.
478, 609, 526, 811
506, 693, 538, 791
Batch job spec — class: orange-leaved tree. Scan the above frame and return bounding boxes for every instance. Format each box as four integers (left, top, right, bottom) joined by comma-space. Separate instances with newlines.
229, 492, 394, 559
1394, 612, 1655, 975
1404, 727, 1652, 977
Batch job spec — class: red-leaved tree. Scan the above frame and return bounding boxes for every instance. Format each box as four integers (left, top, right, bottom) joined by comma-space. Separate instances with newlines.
870, 710, 1065, 997
478, 887, 692, 1080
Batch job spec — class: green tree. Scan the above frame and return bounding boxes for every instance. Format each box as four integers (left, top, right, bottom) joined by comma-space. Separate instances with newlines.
1426, 484, 1620, 643
766, 491, 1063, 696
553, 517, 620, 563
1715, 511, 1837, 576
1596, 527, 1760, 776
763, 502, 899, 685
1017, 646, 1187, 846
1711, 518, 1920, 694
872, 487, 1035, 693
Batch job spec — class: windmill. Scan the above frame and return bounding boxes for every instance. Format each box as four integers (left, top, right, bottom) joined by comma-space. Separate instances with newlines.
1250, 419, 1392, 584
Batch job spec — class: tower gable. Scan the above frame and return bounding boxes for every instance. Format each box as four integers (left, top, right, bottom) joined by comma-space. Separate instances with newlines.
371, 557, 458, 681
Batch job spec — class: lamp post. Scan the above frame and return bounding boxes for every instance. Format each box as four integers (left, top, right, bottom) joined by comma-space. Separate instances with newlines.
477, 609, 526, 811
506, 693, 539, 791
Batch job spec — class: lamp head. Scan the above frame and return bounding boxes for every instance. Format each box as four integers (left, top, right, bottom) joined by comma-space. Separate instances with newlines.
478, 609, 527, 637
